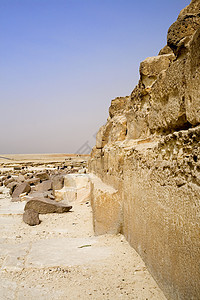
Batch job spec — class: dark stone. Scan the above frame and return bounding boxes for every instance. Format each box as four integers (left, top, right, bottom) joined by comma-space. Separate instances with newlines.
51, 175, 64, 192
7, 181, 18, 195
24, 198, 72, 214
4, 177, 15, 186
23, 209, 40, 226
12, 182, 31, 201
14, 166, 21, 170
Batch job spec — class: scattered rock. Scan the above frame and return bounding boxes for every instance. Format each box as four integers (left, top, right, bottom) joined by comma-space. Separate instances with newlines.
12, 182, 31, 201
23, 209, 40, 226
4, 177, 15, 186
52, 175, 64, 192
24, 173, 34, 179
13, 166, 21, 171
35, 180, 52, 192
24, 198, 72, 214
7, 181, 18, 195
35, 172, 49, 181
17, 174, 25, 182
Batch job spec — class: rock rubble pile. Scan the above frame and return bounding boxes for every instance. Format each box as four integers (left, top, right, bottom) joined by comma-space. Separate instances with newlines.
0, 157, 88, 226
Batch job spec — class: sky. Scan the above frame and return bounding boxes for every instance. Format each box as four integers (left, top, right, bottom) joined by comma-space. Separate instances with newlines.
0, 0, 190, 154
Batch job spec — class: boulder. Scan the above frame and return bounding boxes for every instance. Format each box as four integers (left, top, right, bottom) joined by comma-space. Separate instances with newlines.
24, 198, 72, 214
17, 174, 25, 182
51, 175, 64, 192
7, 181, 18, 195
23, 209, 40, 226
12, 182, 31, 201
4, 177, 15, 186
35, 172, 49, 181
35, 180, 52, 192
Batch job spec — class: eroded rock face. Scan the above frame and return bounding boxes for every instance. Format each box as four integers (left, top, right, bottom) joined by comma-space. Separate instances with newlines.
89, 1, 200, 300
167, 0, 200, 56
139, 54, 175, 88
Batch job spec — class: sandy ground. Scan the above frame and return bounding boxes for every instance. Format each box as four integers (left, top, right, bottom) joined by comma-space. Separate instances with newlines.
0, 153, 89, 164
0, 187, 166, 300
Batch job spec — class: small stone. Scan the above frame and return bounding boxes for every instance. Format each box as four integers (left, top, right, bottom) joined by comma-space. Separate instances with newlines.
14, 166, 21, 171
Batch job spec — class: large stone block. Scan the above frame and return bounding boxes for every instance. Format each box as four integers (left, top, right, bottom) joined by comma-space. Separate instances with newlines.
51, 175, 64, 192
35, 180, 52, 192
55, 174, 91, 203
90, 174, 122, 235
109, 96, 128, 118
12, 182, 31, 201
140, 54, 175, 88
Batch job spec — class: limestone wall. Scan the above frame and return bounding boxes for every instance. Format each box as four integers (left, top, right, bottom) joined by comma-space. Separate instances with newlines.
89, 1, 200, 299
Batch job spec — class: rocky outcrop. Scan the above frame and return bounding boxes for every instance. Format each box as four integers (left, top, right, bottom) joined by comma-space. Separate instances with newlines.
167, 0, 200, 56
89, 1, 200, 299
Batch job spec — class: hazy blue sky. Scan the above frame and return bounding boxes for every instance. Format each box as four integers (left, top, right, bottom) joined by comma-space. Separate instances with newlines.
0, 0, 190, 154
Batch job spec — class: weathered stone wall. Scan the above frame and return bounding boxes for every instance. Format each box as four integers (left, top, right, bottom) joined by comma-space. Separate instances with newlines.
89, 1, 200, 299
90, 127, 200, 299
